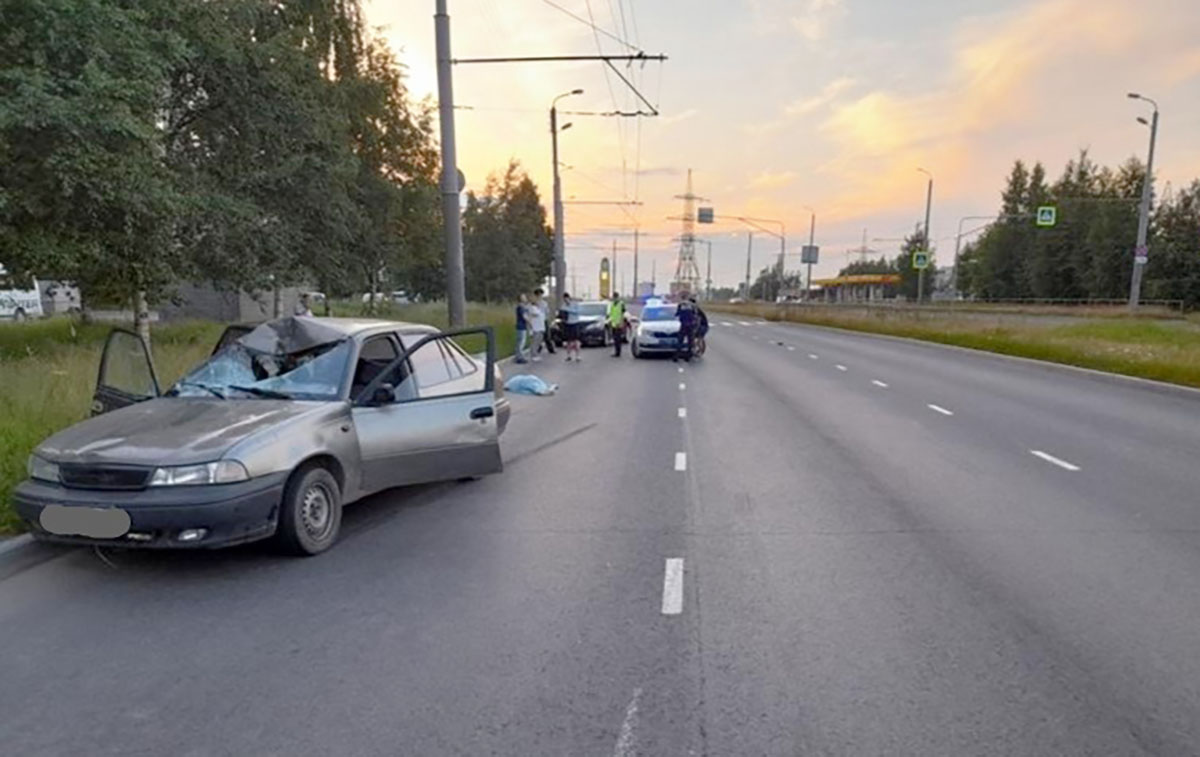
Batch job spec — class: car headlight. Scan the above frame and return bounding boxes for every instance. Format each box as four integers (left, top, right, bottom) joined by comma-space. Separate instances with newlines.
149, 460, 249, 486
28, 455, 60, 483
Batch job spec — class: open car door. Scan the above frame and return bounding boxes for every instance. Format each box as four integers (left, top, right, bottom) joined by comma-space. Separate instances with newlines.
211, 324, 254, 355
351, 327, 501, 494
92, 328, 160, 415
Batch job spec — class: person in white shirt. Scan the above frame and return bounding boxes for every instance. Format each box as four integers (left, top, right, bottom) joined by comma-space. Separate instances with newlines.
534, 288, 554, 355
527, 292, 546, 361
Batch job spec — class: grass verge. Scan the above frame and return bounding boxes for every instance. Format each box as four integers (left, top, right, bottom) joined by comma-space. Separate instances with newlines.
711, 303, 1200, 389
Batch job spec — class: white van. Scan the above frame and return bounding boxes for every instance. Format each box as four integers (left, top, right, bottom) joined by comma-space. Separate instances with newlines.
0, 267, 45, 321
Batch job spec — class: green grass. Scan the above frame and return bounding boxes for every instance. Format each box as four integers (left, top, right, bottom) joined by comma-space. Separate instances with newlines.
712, 303, 1200, 389
0, 307, 516, 535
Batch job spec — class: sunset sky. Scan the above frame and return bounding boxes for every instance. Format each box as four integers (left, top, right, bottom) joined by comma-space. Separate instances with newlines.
366, 0, 1200, 294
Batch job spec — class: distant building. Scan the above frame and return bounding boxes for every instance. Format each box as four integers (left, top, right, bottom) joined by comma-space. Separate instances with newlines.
159, 283, 308, 322
811, 274, 901, 303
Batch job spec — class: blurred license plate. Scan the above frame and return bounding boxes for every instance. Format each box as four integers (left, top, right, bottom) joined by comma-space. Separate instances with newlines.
39, 505, 131, 539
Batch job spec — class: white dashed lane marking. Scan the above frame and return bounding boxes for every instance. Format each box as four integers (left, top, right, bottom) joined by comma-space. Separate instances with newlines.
661, 559, 684, 615
927, 404, 954, 416
808, 353, 819, 360
1030, 450, 1080, 471
872, 380, 889, 388
674, 452, 687, 471
836, 364, 847, 371
678, 407, 687, 418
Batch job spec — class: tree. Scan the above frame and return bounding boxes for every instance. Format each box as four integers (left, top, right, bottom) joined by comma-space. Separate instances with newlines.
893, 230, 936, 301
839, 257, 894, 276
461, 162, 552, 303
0, 0, 188, 340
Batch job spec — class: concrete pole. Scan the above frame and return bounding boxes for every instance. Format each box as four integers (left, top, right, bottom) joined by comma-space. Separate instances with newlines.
805, 210, 815, 301
632, 227, 639, 299
704, 241, 712, 301
435, 0, 466, 327
745, 232, 753, 299
1129, 99, 1158, 309
551, 105, 565, 306
918, 170, 933, 303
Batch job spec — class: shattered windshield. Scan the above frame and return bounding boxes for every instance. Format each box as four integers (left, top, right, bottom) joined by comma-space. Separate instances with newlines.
170, 337, 351, 401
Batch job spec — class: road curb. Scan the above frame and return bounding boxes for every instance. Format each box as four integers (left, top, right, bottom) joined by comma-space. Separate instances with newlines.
0, 534, 67, 581
752, 317, 1200, 400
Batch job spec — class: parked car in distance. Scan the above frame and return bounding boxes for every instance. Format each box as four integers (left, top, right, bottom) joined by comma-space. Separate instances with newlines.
551, 300, 613, 347
14, 317, 510, 556
0, 266, 44, 321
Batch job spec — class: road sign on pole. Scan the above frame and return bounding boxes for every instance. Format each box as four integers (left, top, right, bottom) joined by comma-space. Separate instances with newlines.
912, 251, 930, 270
1036, 206, 1057, 227
800, 245, 819, 264
1134, 244, 1149, 265
697, 207, 714, 224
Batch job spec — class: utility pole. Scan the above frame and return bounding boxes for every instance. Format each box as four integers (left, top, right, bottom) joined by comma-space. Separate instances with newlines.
612, 239, 617, 295
704, 240, 713, 301
744, 232, 754, 299
633, 227, 639, 298
917, 168, 933, 304
434, 0, 465, 326
804, 207, 816, 301
550, 89, 583, 309
1128, 92, 1159, 309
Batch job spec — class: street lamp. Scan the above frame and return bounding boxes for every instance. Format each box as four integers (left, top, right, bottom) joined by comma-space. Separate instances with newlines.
1126, 92, 1159, 309
916, 168, 933, 303
551, 88, 584, 307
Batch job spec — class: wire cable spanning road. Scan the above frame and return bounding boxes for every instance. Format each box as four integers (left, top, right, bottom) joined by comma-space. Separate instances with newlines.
4, 319, 1200, 755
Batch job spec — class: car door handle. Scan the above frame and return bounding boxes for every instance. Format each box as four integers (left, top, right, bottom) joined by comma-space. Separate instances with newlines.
470, 406, 495, 420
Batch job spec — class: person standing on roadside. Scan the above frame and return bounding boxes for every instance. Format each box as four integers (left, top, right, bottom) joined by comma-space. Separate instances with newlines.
514, 293, 530, 364
527, 290, 546, 361
607, 291, 627, 357
559, 292, 582, 362
534, 288, 554, 355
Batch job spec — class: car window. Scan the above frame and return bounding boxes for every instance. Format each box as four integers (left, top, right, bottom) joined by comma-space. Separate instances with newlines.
578, 303, 608, 317
390, 335, 486, 399
173, 340, 351, 401
352, 335, 400, 398
642, 306, 677, 321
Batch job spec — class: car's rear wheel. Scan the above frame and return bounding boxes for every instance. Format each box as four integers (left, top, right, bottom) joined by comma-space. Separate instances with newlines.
274, 465, 342, 556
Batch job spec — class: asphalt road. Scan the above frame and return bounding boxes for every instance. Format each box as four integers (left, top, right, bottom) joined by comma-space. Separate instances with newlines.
5, 319, 1200, 755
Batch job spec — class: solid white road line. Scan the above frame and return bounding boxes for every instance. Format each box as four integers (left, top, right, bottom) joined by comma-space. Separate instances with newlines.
675, 452, 687, 471
872, 380, 889, 388
1030, 450, 1081, 471
678, 407, 687, 418
662, 558, 684, 615
836, 364, 847, 371
611, 687, 643, 757
808, 353, 819, 360
679, 382, 686, 391
927, 404, 954, 416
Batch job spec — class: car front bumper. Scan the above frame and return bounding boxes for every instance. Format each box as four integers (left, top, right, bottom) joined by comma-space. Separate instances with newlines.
634, 334, 682, 352
12, 472, 289, 549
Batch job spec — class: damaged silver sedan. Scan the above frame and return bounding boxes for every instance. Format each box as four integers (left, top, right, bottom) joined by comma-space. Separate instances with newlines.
14, 317, 510, 555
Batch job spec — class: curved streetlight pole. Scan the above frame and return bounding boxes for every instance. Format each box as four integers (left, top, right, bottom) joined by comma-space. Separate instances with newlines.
917, 168, 933, 303
551, 89, 584, 308
1127, 92, 1159, 309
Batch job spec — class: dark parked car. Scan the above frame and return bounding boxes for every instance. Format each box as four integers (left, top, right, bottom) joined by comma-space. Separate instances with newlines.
551, 301, 614, 347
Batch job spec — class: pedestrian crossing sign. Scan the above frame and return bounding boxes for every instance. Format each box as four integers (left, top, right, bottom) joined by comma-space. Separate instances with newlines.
1036, 206, 1057, 227
912, 251, 930, 270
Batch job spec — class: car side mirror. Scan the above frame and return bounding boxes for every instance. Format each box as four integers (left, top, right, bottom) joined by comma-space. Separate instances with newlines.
371, 384, 396, 405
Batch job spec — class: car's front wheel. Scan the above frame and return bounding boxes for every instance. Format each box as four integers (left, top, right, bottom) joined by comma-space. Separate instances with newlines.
631, 339, 642, 359
275, 465, 342, 556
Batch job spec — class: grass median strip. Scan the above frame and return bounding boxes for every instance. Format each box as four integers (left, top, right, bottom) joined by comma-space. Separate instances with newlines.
712, 303, 1200, 389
